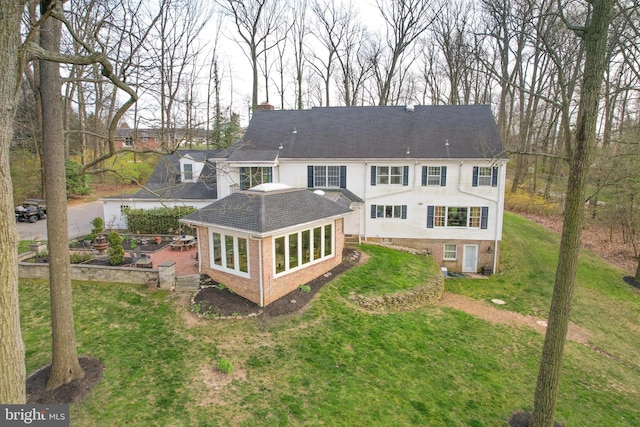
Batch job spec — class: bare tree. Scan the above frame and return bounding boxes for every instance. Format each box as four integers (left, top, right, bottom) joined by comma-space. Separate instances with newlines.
291, 0, 309, 109
218, 0, 286, 109
374, 0, 441, 105
39, 0, 86, 390
430, 0, 475, 105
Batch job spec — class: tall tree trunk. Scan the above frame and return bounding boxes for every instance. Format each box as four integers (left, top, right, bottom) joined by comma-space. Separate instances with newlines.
39, 0, 85, 391
530, 1, 614, 426
0, 0, 27, 404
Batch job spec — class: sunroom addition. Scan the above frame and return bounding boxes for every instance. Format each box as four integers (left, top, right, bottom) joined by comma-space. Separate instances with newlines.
181, 184, 352, 306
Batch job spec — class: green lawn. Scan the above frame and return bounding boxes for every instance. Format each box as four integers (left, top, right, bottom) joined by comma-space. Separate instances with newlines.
19, 212, 640, 426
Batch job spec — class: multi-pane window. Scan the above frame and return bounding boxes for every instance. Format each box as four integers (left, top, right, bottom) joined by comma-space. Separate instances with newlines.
124, 136, 134, 147
477, 167, 492, 186
378, 205, 402, 218
427, 167, 442, 185
428, 206, 488, 229
371, 165, 409, 186
376, 166, 404, 185
183, 163, 193, 181
371, 204, 407, 219
274, 223, 334, 275
308, 165, 346, 188
469, 207, 482, 228
240, 167, 272, 189
433, 206, 446, 227
210, 231, 248, 275
443, 244, 457, 261
314, 166, 341, 187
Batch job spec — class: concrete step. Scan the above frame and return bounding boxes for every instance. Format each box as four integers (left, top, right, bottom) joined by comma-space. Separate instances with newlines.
175, 274, 200, 291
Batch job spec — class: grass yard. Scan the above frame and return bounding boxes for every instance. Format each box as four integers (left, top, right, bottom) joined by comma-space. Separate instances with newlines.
19, 212, 640, 426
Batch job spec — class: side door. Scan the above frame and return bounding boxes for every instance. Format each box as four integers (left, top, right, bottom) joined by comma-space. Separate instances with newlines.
462, 244, 478, 273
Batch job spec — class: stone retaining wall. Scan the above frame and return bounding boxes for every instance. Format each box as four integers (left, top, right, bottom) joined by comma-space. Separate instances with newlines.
18, 253, 176, 290
348, 273, 444, 312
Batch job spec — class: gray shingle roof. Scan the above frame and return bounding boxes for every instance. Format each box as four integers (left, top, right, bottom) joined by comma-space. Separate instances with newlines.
227, 150, 280, 162
238, 105, 504, 160
103, 150, 220, 201
181, 187, 352, 234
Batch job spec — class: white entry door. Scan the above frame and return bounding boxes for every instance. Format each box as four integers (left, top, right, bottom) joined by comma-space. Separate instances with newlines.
462, 245, 478, 273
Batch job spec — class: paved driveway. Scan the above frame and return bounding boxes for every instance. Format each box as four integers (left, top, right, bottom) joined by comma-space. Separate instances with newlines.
16, 201, 103, 241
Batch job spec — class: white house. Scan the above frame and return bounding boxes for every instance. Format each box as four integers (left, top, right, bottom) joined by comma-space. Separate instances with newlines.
207, 105, 507, 274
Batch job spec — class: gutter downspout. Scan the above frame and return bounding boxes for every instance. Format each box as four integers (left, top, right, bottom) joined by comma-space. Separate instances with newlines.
362, 161, 368, 243
457, 161, 504, 273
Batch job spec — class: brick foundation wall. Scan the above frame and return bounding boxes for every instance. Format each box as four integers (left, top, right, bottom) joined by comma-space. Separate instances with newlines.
364, 237, 499, 273
197, 219, 346, 307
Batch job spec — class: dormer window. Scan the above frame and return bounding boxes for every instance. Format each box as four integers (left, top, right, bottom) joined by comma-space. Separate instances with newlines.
183, 164, 193, 181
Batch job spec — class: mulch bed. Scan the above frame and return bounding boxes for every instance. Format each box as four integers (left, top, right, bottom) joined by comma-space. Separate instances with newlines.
26, 357, 105, 404
32, 238, 174, 266
193, 247, 362, 318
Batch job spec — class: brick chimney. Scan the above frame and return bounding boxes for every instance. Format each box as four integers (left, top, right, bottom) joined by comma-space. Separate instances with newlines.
256, 102, 274, 111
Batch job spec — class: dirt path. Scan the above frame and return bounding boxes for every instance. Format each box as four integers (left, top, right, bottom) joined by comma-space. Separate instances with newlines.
438, 292, 592, 344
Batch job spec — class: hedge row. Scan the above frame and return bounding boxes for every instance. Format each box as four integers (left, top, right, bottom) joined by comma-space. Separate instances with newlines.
124, 206, 196, 235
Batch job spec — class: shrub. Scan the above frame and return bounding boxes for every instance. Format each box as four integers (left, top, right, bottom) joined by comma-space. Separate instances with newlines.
299, 285, 311, 293
107, 232, 125, 266
90, 217, 104, 242
65, 160, 91, 196
216, 358, 233, 375
505, 189, 562, 216
70, 253, 94, 264
124, 206, 196, 234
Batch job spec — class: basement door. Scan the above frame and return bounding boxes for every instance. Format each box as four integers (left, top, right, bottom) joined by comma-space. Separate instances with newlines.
462, 244, 478, 273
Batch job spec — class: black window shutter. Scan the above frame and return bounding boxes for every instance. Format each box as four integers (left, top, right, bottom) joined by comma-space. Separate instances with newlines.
340, 166, 347, 188
401, 205, 407, 219
240, 167, 248, 190
403, 166, 409, 186
427, 206, 434, 228
371, 205, 377, 219
481, 207, 489, 229
472, 166, 479, 187
371, 166, 377, 186
441, 166, 447, 186
492, 166, 499, 187
307, 165, 314, 188
421, 166, 427, 186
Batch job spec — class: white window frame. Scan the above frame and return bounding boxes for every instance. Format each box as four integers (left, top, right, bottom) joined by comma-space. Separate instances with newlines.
469, 207, 482, 228
427, 166, 442, 186
183, 163, 194, 181
273, 222, 334, 276
477, 167, 492, 186
376, 166, 403, 185
314, 166, 341, 188
375, 205, 404, 219
431, 206, 483, 228
245, 166, 272, 188
209, 230, 250, 277
443, 244, 457, 261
